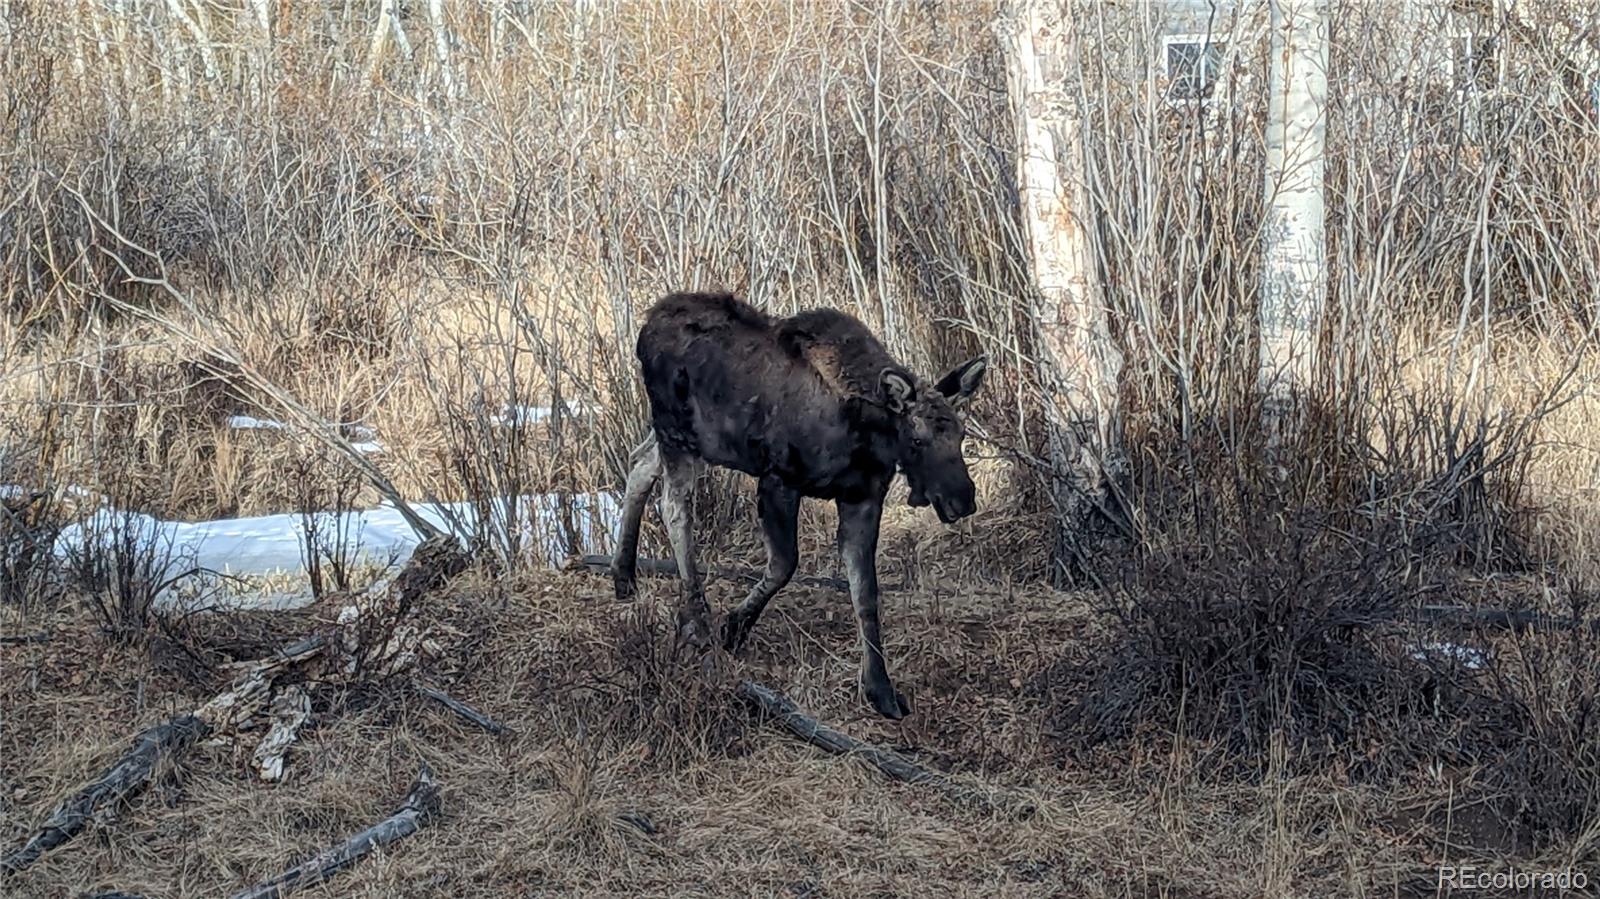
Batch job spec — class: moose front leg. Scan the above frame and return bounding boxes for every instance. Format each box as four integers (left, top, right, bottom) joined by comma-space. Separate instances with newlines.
660, 452, 712, 649
837, 497, 910, 720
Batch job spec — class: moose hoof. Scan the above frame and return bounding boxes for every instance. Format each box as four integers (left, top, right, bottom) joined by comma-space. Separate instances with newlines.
676, 611, 712, 653
864, 682, 911, 720
721, 612, 753, 655
613, 575, 637, 602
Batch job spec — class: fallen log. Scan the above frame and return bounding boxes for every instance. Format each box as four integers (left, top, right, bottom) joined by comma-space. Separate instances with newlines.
3, 537, 471, 874
578, 554, 908, 593
736, 680, 1031, 818
417, 684, 513, 736
252, 686, 313, 782
1, 715, 210, 876
227, 763, 442, 899
1416, 604, 1600, 635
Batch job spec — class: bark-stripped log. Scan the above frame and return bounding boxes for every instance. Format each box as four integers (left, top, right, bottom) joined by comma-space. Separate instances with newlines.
227, 764, 442, 899
737, 680, 1032, 817
1416, 604, 1600, 635
2, 538, 469, 873
252, 686, 313, 781
417, 684, 513, 736
1, 715, 210, 876
578, 554, 905, 594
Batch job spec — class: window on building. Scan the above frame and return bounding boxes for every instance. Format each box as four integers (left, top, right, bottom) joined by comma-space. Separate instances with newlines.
1164, 34, 1228, 101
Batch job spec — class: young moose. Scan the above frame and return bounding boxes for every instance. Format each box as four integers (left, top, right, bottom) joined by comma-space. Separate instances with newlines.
612, 292, 987, 719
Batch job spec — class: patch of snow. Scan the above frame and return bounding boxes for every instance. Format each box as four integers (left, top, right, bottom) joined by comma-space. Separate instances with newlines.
226, 417, 383, 453
1, 484, 109, 509
491, 401, 601, 427
227, 415, 288, 431
1407, 640, 1488, 670
53, 493, 621, 611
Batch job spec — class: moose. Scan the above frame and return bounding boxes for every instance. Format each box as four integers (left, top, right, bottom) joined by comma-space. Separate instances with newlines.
611, 292, 987, 719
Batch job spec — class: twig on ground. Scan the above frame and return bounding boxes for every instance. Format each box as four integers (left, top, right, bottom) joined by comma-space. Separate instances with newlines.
1416, 604, 1600, 634
2, 538, 470, 873
417, 684, 513, 736
227, 763, 442, 899
578, 554, 907, 593
736, 679, 1033, 818
1, 715, 210, 876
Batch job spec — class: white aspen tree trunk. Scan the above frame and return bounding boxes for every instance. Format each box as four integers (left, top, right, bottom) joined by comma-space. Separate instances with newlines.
84, 0, 119, 110
1259, 0, 1329, 447
68, 2, 89, 80
426, 0, 457, 103
109, 0, 140, 117
490, 3, 505, 70
165, 0, 220, 85
250, 0, 272, 109
1002, 0, 1124, 580
153, 2, 187, 114
365, 0, 398, 85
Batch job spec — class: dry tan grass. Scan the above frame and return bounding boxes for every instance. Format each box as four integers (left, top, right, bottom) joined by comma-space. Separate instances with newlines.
2, 566, 1479, 899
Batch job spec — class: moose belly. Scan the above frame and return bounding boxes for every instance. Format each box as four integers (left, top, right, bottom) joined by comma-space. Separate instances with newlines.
688, 397, 879, 498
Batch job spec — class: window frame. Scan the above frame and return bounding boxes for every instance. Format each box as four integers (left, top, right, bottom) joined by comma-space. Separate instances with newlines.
1161, 32, 1229, 104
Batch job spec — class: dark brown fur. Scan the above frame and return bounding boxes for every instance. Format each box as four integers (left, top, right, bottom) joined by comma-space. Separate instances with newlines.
613, 292, 987, 719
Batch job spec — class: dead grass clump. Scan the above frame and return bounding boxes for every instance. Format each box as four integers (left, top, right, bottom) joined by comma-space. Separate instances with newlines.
1475, 591, 1600, 841
0, 421, 71, 611
595, 602, 751, 768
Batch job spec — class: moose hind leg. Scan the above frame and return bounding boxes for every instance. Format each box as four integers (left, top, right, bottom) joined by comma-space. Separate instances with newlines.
660, 452, 711, 649
837, 497, 909, 720
611, 435, 662, 601
723, 476, 800, 653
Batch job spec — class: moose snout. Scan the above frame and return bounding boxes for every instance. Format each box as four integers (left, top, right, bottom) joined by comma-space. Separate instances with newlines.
933, 482, 977, 524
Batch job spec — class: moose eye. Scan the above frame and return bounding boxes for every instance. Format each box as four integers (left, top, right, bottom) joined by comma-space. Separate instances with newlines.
913, 436, 928, 448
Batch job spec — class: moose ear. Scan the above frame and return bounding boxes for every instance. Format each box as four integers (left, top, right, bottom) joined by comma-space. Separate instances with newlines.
880, 368, 916, 413
935, 356, 988, 408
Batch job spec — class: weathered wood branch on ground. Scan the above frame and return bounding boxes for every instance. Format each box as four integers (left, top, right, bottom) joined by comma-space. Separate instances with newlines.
228, 763, 441, 899
736, 680, 1032, 818
1416, 604, 1600, 635
578, 554, 908, 593
0, 632, 50, 645
1, 715, 210, 876
417, 684, 513, 736
2, 538, 470, 875
252, 686, 313, 781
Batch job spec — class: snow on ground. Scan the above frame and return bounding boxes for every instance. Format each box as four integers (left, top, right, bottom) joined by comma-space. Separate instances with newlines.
1406, 639, 1489, 670
53, 493, 622, 611
226, 416, 385, 454
227, 415, 289, 431
1, 484, 109, 506
490, 402, 600, 427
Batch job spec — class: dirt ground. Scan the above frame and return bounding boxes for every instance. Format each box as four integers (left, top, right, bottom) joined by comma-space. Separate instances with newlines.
0, 558, 1510, 899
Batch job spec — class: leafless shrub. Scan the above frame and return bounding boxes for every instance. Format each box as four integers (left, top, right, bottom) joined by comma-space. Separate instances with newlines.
58, 501, 194, 644
291, 447, 375, 602
1479, 584, 1600, 837
0, 414, 69, 610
